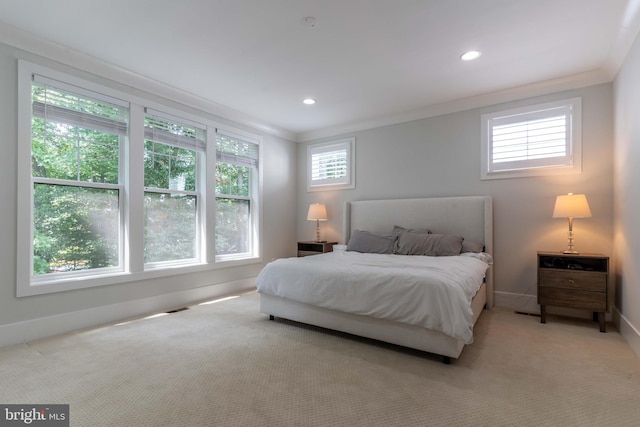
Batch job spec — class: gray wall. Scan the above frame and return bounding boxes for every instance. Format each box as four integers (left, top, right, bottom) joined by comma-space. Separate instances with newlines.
613, 31, 640, 356
298, 84, 614, 313
0, 43, 297, 333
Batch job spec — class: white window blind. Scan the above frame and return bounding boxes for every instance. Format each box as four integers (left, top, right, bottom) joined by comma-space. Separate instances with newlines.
307, 137, 355, 191
32, 75, 128, 136
216, 129, 259, 168
481, 98, 581, 179
144, 108, 205, 152
312, 148, 347, 180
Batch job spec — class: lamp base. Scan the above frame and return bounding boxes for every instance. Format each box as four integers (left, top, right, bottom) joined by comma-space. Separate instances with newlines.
563, 226, 579, 255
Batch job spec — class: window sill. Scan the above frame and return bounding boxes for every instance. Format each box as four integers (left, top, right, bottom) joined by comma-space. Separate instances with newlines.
18, 258, 262, 297
481, 165, 580, 180
307, 182, 356, 192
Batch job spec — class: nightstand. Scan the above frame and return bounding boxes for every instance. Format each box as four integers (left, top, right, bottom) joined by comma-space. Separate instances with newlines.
297, 241, 337, 257
537, 252, 609, 332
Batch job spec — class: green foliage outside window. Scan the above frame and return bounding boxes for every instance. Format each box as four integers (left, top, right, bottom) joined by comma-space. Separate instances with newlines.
215, 197, 250, 255
32, 120, 119, 183
144, 192, 197, 263
33, 184, 119, 274
216, 162, 249, 197
143, 141, 196, 191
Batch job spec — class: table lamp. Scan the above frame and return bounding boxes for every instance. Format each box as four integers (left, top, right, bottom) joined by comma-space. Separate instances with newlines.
307, 203, 328, 242
552, 193, 592, 254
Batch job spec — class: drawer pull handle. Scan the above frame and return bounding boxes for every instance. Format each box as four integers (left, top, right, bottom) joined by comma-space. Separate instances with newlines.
568, 279, 576, 284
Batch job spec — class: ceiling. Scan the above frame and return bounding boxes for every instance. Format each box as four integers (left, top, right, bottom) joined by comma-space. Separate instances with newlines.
1, 0, 639, 141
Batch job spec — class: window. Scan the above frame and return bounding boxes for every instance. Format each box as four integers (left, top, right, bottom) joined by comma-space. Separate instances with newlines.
215, 129, 260, 261
481, 98, 581, 179
30, 74, 128, 279
143, 110, 204, 266
307, 137, 355, 191
17, 61, 263, 297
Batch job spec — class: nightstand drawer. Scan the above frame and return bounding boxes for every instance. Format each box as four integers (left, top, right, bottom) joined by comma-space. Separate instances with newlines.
538, 269, 606, 292
538, 287, 606, 311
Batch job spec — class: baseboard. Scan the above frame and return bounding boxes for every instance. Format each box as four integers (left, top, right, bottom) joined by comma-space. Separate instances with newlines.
613, 307, 640, 359
0, 278, 256, 349
493, 291, 539, 314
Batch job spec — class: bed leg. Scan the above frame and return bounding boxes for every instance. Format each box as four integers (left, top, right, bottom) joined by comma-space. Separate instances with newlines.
269, 315, 274, 320
442, 356, 451, 365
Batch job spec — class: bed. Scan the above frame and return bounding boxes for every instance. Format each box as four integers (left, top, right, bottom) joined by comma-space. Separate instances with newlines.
258, 196, 493, 363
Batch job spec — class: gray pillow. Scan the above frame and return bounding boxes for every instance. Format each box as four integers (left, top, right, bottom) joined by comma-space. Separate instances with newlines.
461, 240, 484, 253
395, 231, 429, 255
393, 225, 431, 255
422, 234, 464, 256
391, 225, 430, 235
346, 230, 396, 254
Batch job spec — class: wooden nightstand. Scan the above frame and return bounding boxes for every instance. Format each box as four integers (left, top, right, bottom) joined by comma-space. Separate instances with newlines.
537, 252, 609, 332
297, 241, 337, 257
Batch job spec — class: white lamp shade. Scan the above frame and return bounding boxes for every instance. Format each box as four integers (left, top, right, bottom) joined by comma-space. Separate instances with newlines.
552, 193, 592, 218
307, 203, 328, 221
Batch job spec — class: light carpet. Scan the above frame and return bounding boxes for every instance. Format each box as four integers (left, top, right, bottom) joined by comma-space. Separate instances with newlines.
0, 291, 638, 426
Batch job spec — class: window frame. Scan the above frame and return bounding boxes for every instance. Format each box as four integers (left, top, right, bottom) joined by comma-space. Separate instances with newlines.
16, 60, 263, 297
142, 109, 205, 269
30, 74, 128, 280
480, 97, 582, 180
31, 180, 125, 281
214, 128, 261, 263
307, 137, 355, 192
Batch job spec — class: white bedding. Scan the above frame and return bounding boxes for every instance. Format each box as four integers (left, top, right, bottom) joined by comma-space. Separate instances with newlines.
256, 251, 489, 344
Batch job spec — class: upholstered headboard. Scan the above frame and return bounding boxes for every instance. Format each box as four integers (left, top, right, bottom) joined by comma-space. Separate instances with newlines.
343, 196, 494, 307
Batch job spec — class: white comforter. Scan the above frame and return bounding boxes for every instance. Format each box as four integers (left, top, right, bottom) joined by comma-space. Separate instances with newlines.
256, 251, 489, 344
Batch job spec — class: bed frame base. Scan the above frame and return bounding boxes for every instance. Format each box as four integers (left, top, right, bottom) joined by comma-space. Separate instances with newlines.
260, 283, 486, 362
268, 311, 454, 364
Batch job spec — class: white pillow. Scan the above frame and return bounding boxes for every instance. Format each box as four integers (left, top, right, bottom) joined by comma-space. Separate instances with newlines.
460, 252, 493, 264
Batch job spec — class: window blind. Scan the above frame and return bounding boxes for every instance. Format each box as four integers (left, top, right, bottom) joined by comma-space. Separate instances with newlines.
487, 104, 573, 173
216, 129, 259, 168
311, 147, 348, 180
32, 82, 128, 136
144, 109, 206, 152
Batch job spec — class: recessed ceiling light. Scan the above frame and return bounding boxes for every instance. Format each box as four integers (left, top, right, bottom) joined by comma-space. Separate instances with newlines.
461, 50, 481, 61
303, 98, 316, 105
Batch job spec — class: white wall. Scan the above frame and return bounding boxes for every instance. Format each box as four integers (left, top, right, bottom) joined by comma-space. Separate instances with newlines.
298, 84, 614, 315
613, 31, 640, 357
0, 43, 297, 346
